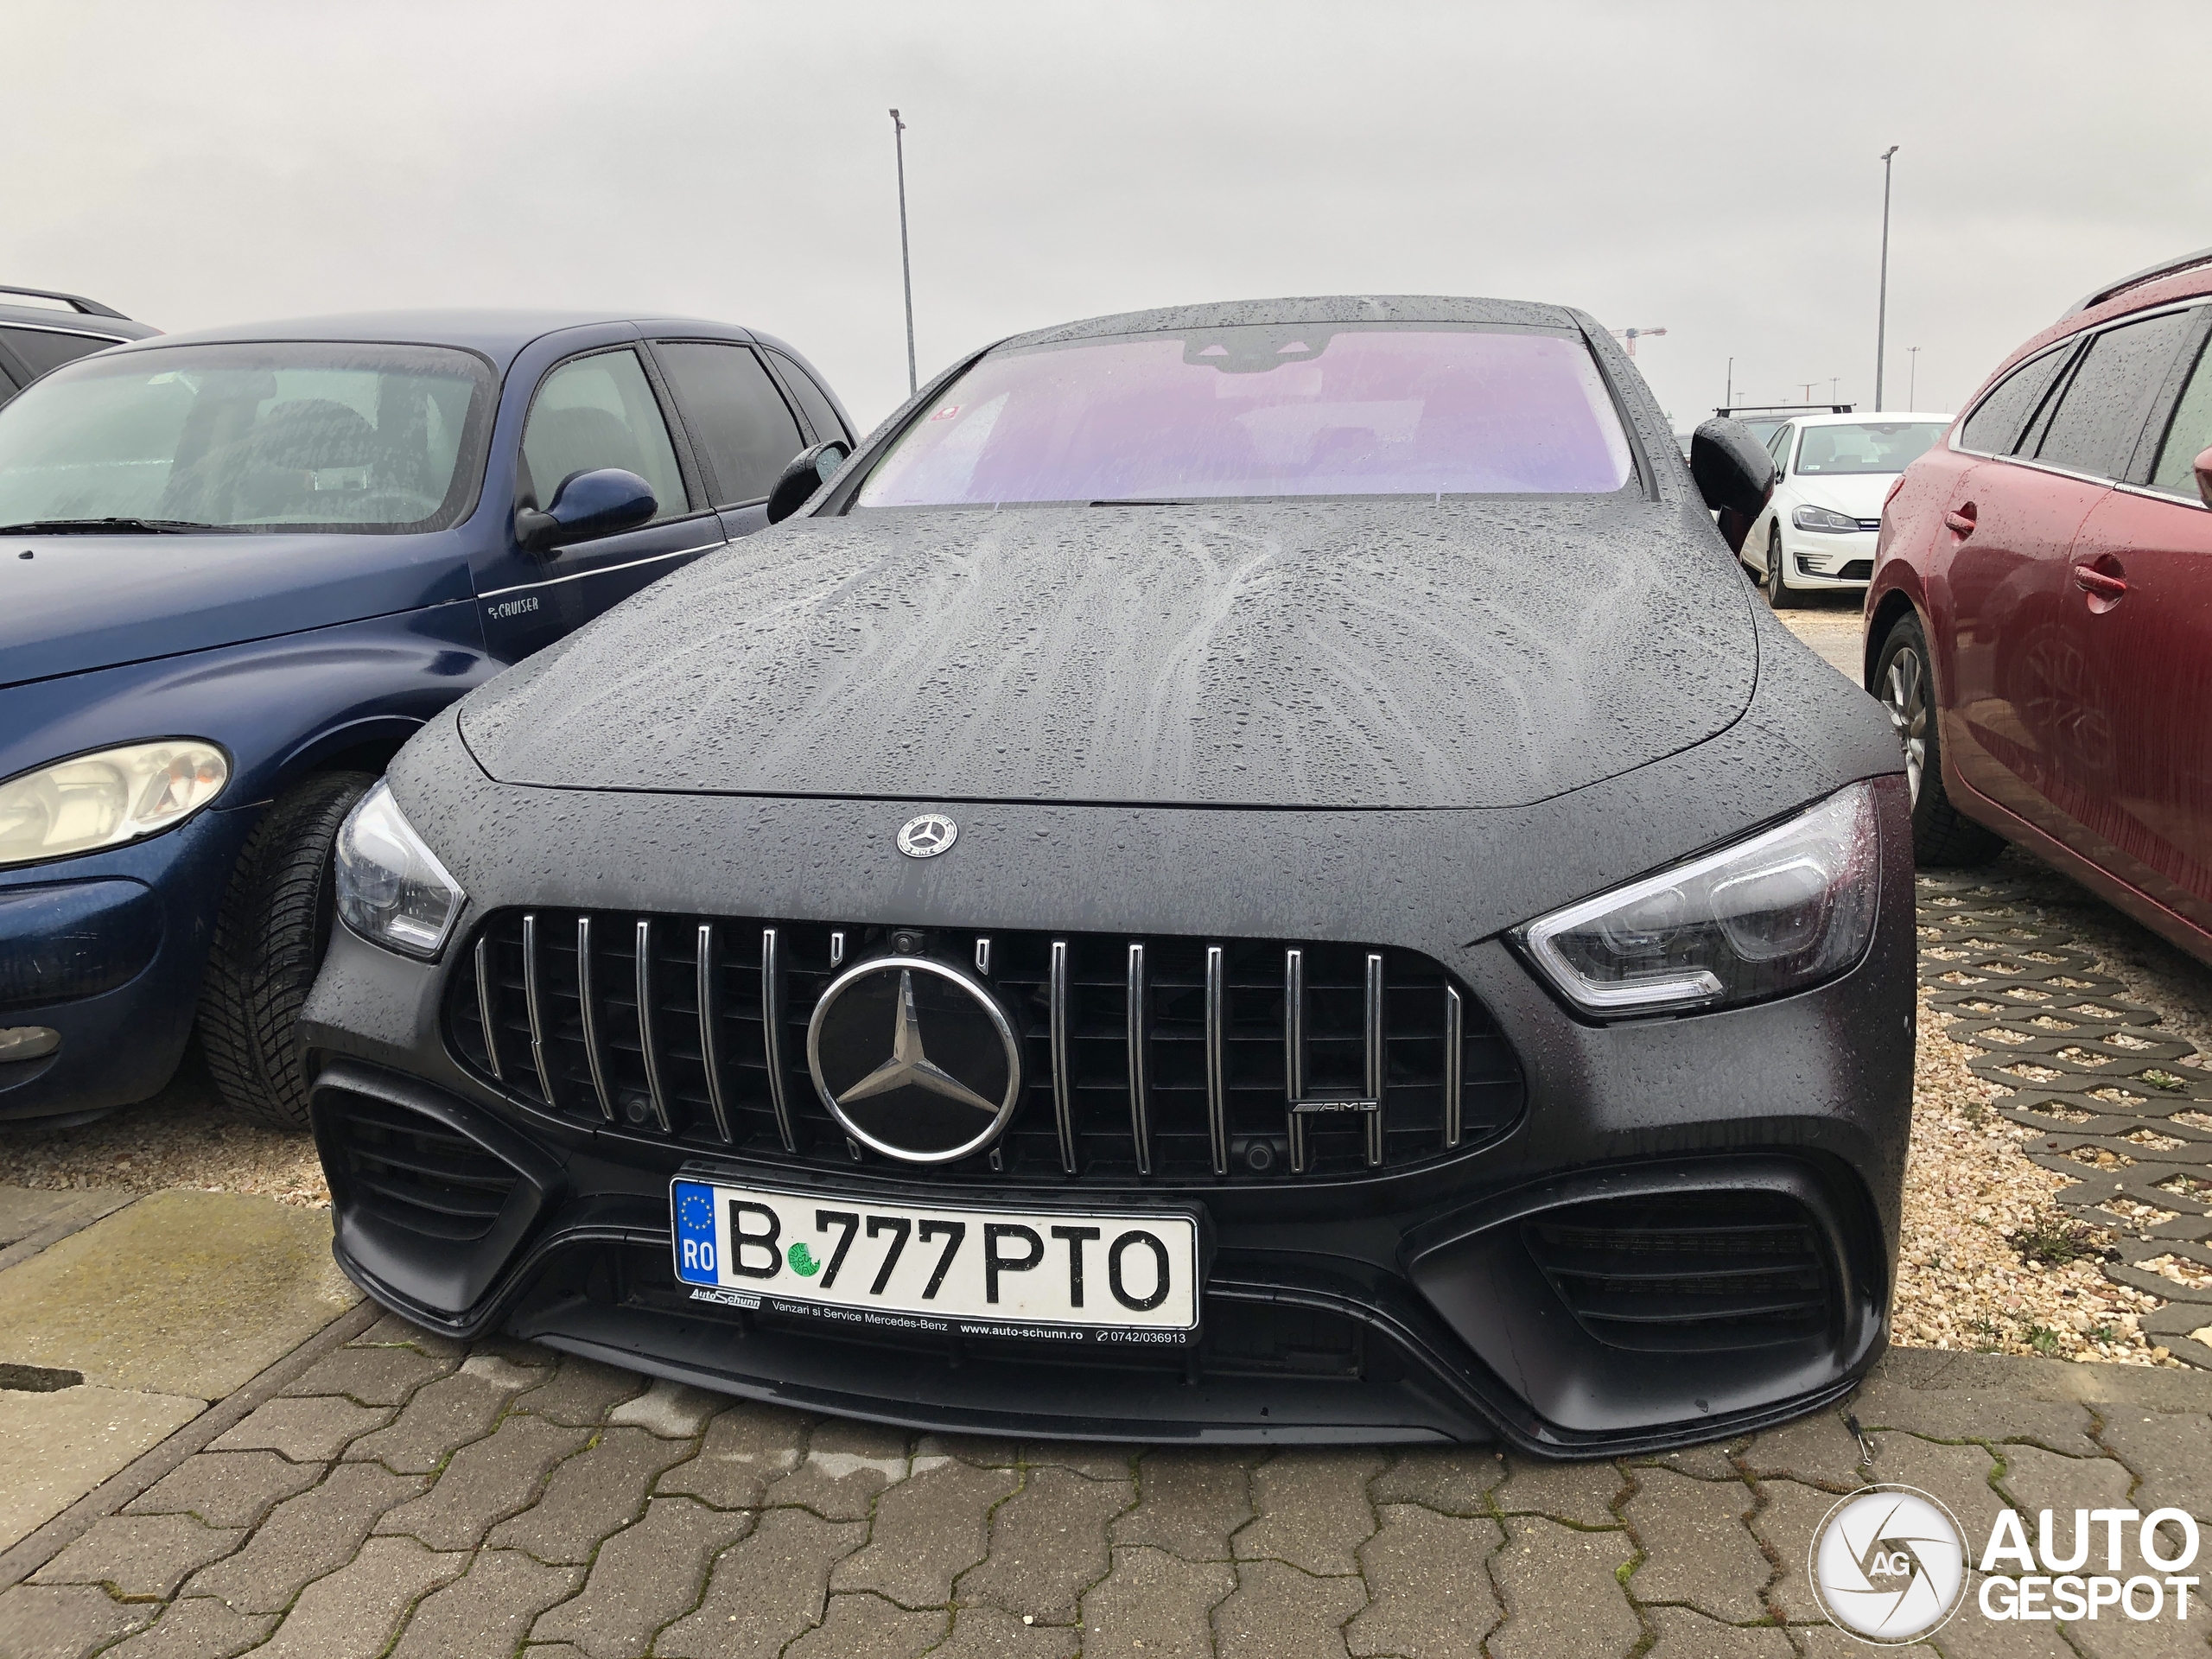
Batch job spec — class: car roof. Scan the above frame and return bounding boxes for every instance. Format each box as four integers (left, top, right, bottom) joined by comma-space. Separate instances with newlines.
99, 308, 763, 375
1000, 293, 1590, 351
0, 301, 160, 342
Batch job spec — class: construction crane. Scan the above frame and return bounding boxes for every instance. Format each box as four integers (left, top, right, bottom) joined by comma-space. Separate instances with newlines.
1610, 327, 1667, 358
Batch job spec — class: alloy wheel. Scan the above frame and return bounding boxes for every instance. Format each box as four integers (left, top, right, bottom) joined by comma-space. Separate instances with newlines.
1883, 647, 1928, 802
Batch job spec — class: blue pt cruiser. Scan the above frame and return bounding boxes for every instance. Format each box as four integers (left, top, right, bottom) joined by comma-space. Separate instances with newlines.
0, 310, 853, 1128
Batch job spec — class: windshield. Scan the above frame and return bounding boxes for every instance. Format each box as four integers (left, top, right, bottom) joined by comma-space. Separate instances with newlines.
855, 323, 1636, 505
1792, 421, 1948, 477
0, 341, 493, 532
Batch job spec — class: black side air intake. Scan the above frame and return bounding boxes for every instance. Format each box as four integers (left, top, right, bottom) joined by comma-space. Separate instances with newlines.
312, 1061, 565, 1316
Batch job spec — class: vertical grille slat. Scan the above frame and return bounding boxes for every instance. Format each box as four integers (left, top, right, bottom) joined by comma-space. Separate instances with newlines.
449, 912, 1522, 1183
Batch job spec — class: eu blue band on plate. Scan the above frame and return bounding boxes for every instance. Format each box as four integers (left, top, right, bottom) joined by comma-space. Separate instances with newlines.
675, 1180, 719, 1282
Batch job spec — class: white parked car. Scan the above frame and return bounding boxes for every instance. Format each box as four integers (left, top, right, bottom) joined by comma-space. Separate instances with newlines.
1743, 412, 1952, 606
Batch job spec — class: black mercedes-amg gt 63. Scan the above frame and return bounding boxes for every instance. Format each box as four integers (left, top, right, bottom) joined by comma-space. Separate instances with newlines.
302, 296, 1913, 1455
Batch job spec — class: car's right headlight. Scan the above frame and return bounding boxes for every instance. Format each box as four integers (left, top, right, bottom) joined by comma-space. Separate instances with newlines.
0, 740, 229, 868
1792, 504, 1861, 533
334, 780, 467, 960
1518, 783, 1880, 1018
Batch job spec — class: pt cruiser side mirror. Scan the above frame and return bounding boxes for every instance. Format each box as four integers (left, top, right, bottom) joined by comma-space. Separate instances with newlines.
766, 441, 852, 524
1691, 417, 1779, 556
515, 467, 658, 553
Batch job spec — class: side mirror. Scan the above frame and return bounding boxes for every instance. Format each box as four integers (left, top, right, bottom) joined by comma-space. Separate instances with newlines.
1690, 418, 1779, 515
2195, 445, 2212, 511
766, 441, 852, 524
515, 467, 657, 553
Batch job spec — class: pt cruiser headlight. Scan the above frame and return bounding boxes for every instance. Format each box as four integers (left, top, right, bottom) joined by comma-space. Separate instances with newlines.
0, 741, 229, 868
1792, 504, 1862, 533
334, 780, 467, 959
1519, 783, 1879, 1017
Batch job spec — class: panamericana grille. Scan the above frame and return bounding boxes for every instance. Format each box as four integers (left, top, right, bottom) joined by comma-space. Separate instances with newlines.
445, 912, 1523, 1182
1522, 1194, 1834, 1353
328, 1095, 522, 1243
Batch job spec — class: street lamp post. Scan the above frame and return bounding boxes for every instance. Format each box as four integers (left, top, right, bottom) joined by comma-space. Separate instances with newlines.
1875, 144, 1899, 411
890, 108, 917, 397
1908, 346, 1921, 410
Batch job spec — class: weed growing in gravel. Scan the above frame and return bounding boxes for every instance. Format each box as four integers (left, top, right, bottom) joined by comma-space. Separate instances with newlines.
2025, 1325, 2063, 1355
2142, 1069, 2189, 1092
2007, 1214, 2112, 1267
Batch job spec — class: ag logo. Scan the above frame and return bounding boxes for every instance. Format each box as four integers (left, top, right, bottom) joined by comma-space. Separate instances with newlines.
896, 813, 957, 859
1809, 1484, 1967, 1644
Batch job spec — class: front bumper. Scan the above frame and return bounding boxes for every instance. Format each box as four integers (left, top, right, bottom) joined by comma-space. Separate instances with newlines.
301, 774, 1916, 1454
1782, 525, 1879, 587
0, 806, 254, 1123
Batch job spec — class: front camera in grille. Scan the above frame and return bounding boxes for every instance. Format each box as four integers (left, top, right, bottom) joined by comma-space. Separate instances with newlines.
1523, 1193, 1834, 1352
446, 912, 1523, 1184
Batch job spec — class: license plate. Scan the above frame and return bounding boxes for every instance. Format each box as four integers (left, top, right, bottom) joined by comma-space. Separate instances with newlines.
671, 1178, 1199, 1344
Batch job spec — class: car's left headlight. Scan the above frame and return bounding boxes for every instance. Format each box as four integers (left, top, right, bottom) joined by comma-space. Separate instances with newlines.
0, 740, 230, 868
1792, 504, 1861, 533
334, 780, 467, 960
1518, 783, 1880, 1018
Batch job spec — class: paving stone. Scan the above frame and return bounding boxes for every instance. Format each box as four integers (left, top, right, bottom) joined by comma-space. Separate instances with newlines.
125, 1450, 324, 1529
1630, 1441, 1744, 1483
509, 1352, 649, 1427
1234, 1451, 1380, 1574
833, 1452, 1020, 1605
763, 1417, 914, 1519
283, 1343, 454, 1407
1641, 1605, 1791, 1658
0, 1583, 156, 1658
1749, 1478, 1847, 1624
1853, 1377, 2104, 1459
1109, 1450, 1254, 1561
1736, 1409, 1870, 1491
184, 1459, 425, 1616
656, 1402, 810, 1509
351, 1313, 465, 1358
1487, 1513, 1640, 1659
531, 1496, 758, 1659
1993, 1445, 2136, 1527
1367, 1446, 1506, 1515
206, 1395, 389, 1462
654, 1504, 866, 1659
1344, 1503, 1502, 1658
387, 1548, 582, 1659
486, 1425, 692, 1561
1621, 1465, 1770, 1623
33, 1512, 245, 1599
458, 1350, 550, 1389
2099, 1409, 2212, 1520
603, 1376, 721, 1439
1077, 1543, 1234, 1659
342, 1370, 520, 1475
375, 1412, 590, 1550
2063, 1598, 2212, 1659
249, 1534, 467, 1659
783, 1592, 948, 1659
1865, 1435, 2005, 1541
99, 1595, 277, 1659
1019, 1441, 1136, 1480
928, 1603, 1081, 1659
922, 1431, 1025, 1470
1494, 1454, 1628, 1526
958, 1465, 1130, 1624
1211, 1557, 1364, 1659
1928, 1580, 2079, 1659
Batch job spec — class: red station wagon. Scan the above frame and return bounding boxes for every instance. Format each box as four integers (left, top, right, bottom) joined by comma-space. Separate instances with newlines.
1866, 247, 2212, 961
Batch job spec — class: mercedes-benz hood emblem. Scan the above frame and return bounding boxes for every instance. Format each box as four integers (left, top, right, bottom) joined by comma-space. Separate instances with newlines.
896, 813, 957, 858
806, 955, 1021, 1163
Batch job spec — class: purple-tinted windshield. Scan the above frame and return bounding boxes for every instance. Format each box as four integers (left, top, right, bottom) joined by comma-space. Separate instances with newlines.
855, 325, 1636, 505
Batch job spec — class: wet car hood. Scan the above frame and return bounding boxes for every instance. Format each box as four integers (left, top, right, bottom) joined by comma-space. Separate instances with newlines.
0, 531, 473, 690
458, 498, 1759, 810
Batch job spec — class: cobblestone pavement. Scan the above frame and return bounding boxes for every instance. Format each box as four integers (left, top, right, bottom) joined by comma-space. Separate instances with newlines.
6, 1313, 2210, 1659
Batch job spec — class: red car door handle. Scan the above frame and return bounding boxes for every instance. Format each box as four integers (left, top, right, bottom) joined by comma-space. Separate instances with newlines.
2073, 564, 2128, 599
1943, 506, 1976, 535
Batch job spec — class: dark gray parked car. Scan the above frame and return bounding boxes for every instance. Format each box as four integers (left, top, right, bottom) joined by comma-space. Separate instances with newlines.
0, 286, 158, 404
302, 295, 1912, 1455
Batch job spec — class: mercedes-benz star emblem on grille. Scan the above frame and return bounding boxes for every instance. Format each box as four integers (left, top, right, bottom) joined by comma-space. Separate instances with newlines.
806, 956, 1022, 1163
895, 813, 957, 859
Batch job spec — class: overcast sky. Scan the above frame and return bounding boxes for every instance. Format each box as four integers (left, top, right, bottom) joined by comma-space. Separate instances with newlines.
15, 1, 2210, 435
